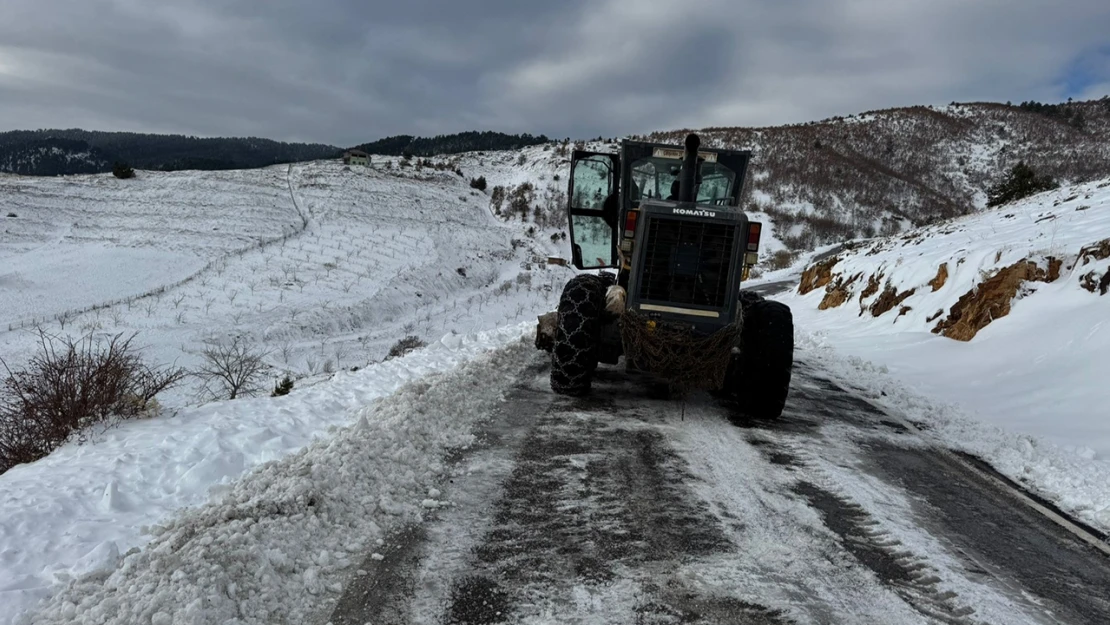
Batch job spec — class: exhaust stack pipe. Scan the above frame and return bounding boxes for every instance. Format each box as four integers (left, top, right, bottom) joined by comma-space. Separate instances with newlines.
677, 133, 700, 203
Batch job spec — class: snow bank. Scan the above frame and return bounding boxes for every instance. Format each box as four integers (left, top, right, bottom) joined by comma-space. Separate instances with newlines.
796, 331, 1110, 536
777, 178, 1110, 533
1, 323, 532, 625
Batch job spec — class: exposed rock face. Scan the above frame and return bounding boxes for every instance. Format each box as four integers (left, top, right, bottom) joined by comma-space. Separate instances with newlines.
799, 257, 840, 295
932, 259, 1060, 341
928, 263, 948, 291
1078, 239, 1110, 295
869, 285, 917, 317
860, 273, 883, 302
819, 273, 862, 310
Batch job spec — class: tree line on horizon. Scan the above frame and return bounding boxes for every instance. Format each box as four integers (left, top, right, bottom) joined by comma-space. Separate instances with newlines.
351, 131, 551, 158
0, 129, 555, 176
0, 129, 338, 176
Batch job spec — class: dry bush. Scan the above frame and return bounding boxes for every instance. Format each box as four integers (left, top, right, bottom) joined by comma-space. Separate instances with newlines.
193, 336, 270, 400
767, 250, 797, 271
271, 375, 294, 397
0, 331, 185, 474
386, 335, 426, 360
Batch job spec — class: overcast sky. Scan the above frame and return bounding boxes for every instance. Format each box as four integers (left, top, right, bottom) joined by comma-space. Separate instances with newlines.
2, 0, 1108, 146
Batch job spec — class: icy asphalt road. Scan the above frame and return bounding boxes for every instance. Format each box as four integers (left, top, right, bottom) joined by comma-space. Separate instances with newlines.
327, 358, 1110, 625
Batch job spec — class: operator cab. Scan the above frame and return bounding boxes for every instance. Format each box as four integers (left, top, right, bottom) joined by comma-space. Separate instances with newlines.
563, 138, 761, 282
628, 154, 739, 207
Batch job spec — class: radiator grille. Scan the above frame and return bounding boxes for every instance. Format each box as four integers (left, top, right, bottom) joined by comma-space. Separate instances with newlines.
637, 218, 736, 308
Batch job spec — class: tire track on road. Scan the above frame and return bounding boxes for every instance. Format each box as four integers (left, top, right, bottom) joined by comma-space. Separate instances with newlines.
331, 356, 1110, 625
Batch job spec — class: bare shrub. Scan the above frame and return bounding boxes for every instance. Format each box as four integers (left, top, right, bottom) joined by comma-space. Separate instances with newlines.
507, 182, 536, 221
386, 335, 426, 360
193, 336, 270, 400
271, 375, 294, 397
767, 250, 797, 271
0, 331, 185, 473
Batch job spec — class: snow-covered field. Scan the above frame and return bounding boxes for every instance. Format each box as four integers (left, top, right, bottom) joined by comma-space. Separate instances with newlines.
0, 153, 578, 624
771, 178, 1110, 534
0, 154, 575, 406
1, 150, 1109, 624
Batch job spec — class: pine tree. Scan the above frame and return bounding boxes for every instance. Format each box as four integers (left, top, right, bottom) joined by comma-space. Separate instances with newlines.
112, 161, 135, 179
271, 375, 294, 397
986, 161, 1058, 207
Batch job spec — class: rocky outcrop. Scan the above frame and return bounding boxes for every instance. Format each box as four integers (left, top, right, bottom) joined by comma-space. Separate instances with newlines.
870, 285, 917, 317
932, 259, 1060, 341
819, 272, 862, 310
928, 263, 948, 291
1078, 239, 1110, 295
799, 257, 840, 295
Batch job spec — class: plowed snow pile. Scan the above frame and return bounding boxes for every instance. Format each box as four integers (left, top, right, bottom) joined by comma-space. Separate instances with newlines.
0, 324, 533, 625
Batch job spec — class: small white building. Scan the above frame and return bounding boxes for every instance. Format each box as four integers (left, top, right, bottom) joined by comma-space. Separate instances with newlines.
343, 149, 370, 166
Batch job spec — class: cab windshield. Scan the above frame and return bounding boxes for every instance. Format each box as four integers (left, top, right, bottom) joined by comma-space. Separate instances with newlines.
629, 158, 737, 207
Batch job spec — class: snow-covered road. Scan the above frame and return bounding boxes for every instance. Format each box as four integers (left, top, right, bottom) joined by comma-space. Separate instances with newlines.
11, 323, 1110, 624
326, 356, 1110, 625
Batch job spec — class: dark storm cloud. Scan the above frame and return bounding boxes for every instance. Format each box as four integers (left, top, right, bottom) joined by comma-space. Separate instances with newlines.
1, 0, 1108, 145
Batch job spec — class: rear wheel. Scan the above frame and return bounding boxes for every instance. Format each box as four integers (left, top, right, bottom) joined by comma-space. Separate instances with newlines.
550, 274, 611, 395
738, 288, 765, 312
727, 298, 794, 419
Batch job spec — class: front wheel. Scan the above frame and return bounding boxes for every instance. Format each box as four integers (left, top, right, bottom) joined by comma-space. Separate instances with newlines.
726, 299, 794, 419
550, 274, 611, 395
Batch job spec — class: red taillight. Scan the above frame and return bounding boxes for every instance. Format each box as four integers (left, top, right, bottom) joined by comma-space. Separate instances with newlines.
624, 210, 639, 237
747, 222, 761, 251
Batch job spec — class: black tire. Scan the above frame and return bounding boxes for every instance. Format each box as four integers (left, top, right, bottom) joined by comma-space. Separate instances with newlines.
550, 274, 612, 395
728, 299, 794, 419
738, 288, 765, 312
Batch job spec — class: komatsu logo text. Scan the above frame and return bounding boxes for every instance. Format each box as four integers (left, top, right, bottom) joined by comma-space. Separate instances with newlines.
672, 208, 714, 218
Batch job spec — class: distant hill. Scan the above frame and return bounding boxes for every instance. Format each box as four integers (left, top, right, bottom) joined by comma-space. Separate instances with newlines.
0, 137, 113, 176
0, 129, 341, 176
640, 97, 1110, 250
0, 129, 556, 176
352, 131, 551, 157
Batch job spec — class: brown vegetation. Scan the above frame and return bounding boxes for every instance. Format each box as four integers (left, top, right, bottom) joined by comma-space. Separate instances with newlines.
1, 332, 184, 474
643, 99, 1110, 251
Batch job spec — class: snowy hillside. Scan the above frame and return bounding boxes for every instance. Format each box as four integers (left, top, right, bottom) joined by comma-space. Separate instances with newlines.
0, 156, 583, 405
0, 153, 581, 623
773, 178, 1110, 529
649, 99, 1110, 250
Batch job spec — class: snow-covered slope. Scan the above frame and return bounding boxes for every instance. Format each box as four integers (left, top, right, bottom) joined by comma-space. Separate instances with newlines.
774, 178, 1110, 531
0, 158, 579, 404
0, 153, 579, 623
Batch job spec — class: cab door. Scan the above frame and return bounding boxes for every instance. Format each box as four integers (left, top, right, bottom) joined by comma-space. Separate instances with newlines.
566, 150, 620, 269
